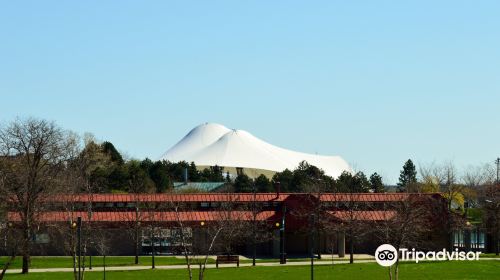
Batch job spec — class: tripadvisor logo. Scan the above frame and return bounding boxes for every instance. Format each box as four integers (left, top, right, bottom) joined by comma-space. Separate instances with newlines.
375, 244, 398, 267
375, 244, 482, 267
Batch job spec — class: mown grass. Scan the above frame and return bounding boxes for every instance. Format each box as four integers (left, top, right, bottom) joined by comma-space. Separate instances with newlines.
3, 260, 500, 280
1, 255, 371, 269
0, 256, 215, 269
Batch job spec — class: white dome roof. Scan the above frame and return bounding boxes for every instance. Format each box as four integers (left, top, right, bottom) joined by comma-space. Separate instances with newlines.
160, 123, 351, 178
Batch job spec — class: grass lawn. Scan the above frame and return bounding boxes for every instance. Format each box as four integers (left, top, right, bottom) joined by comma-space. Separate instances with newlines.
1, 256, 370, 269
479, 253, 500, 258
0, 256, 215, 269
3, 261, 500, 280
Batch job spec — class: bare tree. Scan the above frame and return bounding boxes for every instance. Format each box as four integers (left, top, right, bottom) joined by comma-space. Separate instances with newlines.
420, 162, 467, 210
0, 222, 18, 280
94, 229, 111, 280
0, 118, 77, 274
373, 194, 437, 280
481, 184, 500, 255
125, 161, 154, 264
167, 194, 252, 280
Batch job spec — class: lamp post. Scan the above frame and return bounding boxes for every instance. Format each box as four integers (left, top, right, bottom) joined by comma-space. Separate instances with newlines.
71, 217, 82, 280
200, 221, 206, 254
485, 199, 500, 255
280, 206, 286, 264
135, 206, 140, 265
151, 226, 155, 269
309, 214, 315, 280
252, 183, 256, 266
89, 241, 94, 270
77, 217, 82, 280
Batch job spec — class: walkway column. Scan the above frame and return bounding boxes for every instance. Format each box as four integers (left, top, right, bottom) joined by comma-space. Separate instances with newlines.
338, 231, 345, 258
273, 229, 280, 258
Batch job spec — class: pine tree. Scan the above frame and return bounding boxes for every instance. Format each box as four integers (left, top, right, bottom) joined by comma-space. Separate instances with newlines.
398, 159, 417, 192
369, 172, 384, 193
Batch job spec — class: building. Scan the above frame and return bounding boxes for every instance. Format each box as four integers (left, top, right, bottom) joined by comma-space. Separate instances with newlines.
4, 192, 477, 257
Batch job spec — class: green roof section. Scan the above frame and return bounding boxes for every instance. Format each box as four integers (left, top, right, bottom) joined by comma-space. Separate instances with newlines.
173, 182, 226, 192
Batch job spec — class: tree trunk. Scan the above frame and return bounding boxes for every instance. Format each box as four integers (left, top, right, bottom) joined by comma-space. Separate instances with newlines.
0, 254, 16, 280
495, 232, 499, 256
198, 264, 204, 280
72, 245, 78, 280
21, 226, 30, 274
349, 235, 354, 264
395, 261, 400, 280
22, 253, 30, 274
103, 255, 106, 280
134, 226, 139, 265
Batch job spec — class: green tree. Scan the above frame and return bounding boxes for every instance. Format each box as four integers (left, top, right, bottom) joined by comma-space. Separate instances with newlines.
234, 174, 253, 193
255, 174, 273, 192
355, 172, 371, 192
101, 141, 124, 165
369, 173, 384, 193
398, 159, 417, 192
291, 161, 324, 191
334, 171, 353, 192
127, 160, 155, 193
107, 165, 129, 191
272, 169, 294, 192
200, 165, 225, 182
149, 161, 171, 192
188, 162, 201, 182
335, 171, 371, 193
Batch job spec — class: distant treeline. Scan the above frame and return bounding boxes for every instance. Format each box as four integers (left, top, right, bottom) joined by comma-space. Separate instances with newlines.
81, 139, 385, 194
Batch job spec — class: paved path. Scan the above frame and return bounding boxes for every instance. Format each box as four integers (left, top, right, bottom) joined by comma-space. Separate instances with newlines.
5, 258, 499, 274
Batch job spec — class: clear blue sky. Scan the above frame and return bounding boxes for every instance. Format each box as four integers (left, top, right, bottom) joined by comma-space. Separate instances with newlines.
1, 1, 499, 184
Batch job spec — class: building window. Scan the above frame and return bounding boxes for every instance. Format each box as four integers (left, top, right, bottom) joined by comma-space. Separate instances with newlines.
453, 231, 464, 248
471, 230, 485, 249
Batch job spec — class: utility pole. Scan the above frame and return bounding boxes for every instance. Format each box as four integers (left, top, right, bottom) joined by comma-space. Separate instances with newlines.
151, 226, 155, 269
252, 183, 256, 266
77, 217, 82, 280
309, 214, 315, 280
495, 157, 500, 184
279, 205, 286, 264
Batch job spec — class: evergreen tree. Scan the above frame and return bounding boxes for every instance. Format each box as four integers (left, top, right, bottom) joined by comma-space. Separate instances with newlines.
335, 171, 354, 192
127, 160, 155, 193
398, 159, 417, 192
209, 165, 224, 181
335, 171, 371, 193
255, 174, 273, 192
272, 169, 294, 192
350, 172, 371, 193
234, 174, 253, 193
107, 165, 129, 191
149, 161, 171, 192
101, 141, 124, 165
188, 162, 201, 182
369, 172, 384, 193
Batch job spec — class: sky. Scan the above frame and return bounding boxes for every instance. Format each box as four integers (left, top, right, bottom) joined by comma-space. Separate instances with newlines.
1, 1, 499, 184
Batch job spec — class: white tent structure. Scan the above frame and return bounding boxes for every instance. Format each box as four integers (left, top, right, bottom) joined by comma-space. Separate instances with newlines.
160, 123, 351, 178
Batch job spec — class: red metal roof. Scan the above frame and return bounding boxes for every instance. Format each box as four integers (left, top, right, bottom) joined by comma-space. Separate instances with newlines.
28, 193, 439, 204
320, 193, 441, 202
328, 210, 397, 221
41, 193, 290, 203
7, 211, 276, 223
